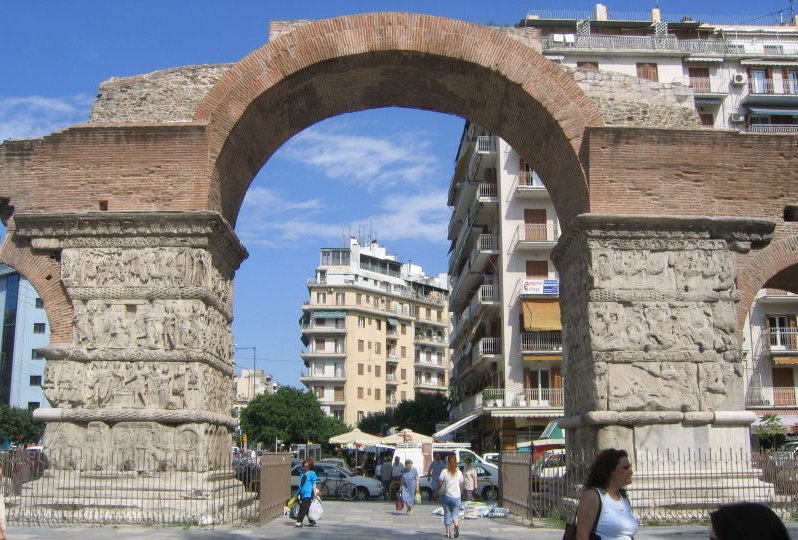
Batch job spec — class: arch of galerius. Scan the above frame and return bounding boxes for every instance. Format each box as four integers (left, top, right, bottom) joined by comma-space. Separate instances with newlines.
0, 12, 796, 523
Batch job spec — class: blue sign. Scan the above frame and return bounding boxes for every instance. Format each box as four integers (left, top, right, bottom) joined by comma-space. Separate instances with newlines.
542, 280, 559, 295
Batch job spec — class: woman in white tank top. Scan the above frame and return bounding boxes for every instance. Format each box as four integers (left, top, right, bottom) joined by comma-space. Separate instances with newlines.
574, 448, 638, 540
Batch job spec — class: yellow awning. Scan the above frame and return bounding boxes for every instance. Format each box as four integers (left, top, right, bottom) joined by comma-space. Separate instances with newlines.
523, 354, 563, 362
522, 299, 562, 331
774, 356, 798, 365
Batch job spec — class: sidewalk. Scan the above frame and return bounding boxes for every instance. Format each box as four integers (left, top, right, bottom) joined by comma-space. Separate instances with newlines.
7, 500, 798, 539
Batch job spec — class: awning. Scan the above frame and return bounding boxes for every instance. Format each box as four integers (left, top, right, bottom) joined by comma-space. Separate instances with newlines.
748, 107, 798, 116
523, 354, 563, 362
522, 299, 561, 331
432, 412, 480, 439
774, 356, 798, 365
314, 311, 346, 319
490, 410, 562, 418
685, 56, 723, 63
387, 318, 399, 326
741, 59, 798, 67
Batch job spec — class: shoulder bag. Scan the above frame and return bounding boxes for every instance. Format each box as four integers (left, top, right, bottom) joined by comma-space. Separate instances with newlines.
562, 488, 602, 540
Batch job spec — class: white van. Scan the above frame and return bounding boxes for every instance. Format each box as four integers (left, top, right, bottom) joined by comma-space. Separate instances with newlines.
390, 443, 487, 478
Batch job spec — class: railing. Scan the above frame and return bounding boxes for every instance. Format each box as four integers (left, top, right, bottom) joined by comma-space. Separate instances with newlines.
746, 386, 798, 407
481, 388, 563, 408
478, 182, 497, 198
767, 327, 798, 350
544, 33, 678, 51
512, 223, 559, 247
748, 78, 798, 95
475, 135, 496, 153
479, 336, 502, 356
469, 283, 499, 314
516, 171, 545, 190
501, 448, 797, 524
747, 124, 798, 134
672, 76, 729, 93
521, 330, 563, 352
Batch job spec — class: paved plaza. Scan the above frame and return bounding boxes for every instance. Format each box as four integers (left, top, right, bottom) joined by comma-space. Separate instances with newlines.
8, 501, 798, 539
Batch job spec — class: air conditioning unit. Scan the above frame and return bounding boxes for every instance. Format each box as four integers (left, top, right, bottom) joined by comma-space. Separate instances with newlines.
732, 73, 748, 85
729, 112, 744, 123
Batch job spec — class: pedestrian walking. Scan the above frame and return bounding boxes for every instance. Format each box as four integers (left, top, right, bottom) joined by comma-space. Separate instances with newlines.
427, 453, 446, 501
709, 502, 789, 540
573, 448, 638, 540
294, 459, 320, 528
391, 456, 403, 500
462, 457, 478, 501
380, 456, 393, 500
437, 454, 464, 538
400, 459, 420, 515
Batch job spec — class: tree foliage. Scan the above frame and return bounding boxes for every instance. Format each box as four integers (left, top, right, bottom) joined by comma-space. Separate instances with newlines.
239, 386, 348, 450
0, 405, 45, 445
754, 413, 788, 449
358, 392, 449, 436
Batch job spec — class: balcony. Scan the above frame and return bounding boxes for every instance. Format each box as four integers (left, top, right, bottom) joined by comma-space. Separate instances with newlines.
766, 328, 798, 352
300, 370, 346, 383
544, 33, 679, 52
746, 124, 798, 134
511, 223, 559, 251
743, 78, 798, 106
300, 345, 346, 360
513, 171, 547, 197
475, 135, 496, 153
521, 330, 563, 353
469, 283, 500, 316
746, 386, 798, 407
482, 388, 564, 409
414, 356, 447, 370
672, 77, 729, 96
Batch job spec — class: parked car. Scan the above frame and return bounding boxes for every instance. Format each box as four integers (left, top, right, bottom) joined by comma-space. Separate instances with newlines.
531, 448, 566, 492
317, 457, 353, 473
482, 452, 500, 464
290, 463, 383, 500
419, 462, 499, 501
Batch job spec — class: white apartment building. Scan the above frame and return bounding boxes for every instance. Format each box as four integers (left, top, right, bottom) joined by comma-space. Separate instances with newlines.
438, 4, 798, 451
231, 368, 275, 417
299, 238, 449, 426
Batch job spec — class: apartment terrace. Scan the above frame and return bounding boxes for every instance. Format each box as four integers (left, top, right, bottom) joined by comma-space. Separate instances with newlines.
449, 386, 564, 421
543, 34, 798, 57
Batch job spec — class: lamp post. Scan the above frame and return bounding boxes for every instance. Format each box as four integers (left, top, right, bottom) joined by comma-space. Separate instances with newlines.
236, 346, 257, 401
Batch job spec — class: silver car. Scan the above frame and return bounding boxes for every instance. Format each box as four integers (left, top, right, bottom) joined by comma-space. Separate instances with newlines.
419, 462, 499, 501
290, 463, 383, 500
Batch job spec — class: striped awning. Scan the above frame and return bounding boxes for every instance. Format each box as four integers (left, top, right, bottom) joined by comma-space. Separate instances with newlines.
774, 356, 798, 365
433, 412, 480, 438
741, 59, 798, 67
314, 311, 346, 319
523, 354, 563, 362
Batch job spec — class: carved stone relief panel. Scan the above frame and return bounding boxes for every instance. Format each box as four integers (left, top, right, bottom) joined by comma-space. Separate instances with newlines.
607, 362, 699, 412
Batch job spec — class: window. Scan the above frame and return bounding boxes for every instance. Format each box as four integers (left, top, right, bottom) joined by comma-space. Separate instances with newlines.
357, 411, 364, 422
524, 208, 548, 241
358, 316, 365, 328
401, 346, 407, 358
335, 292, 345, 305
333, 410, 344, 421
35, 298, 44, 309
313, 362, 324, 375
376, 320, 381, 330
636, 62, 658, 82
356, 294, 362, 305
375, 388, 381, 400
785, 69, 798, 95
698, 113, 714, 127
357, 387, 364, 399
375, 342, 381, 354
401, 324, 407, 335
401, 368, 407, 380
33, 323, 46, 334
358, 340, 364, 352
768, 315, 797, 348
688, 67, 710, 92
577, 61, 599, 71
27, 402, 39, 411
314, 386, 324, 399
31, 349, 44, 360
29, 375, 42, 386
437, 310, 442, 322
526, 260, 548, 278
358, 363, 364, 375
316, 292, 327, 304
375, 365, 381, 377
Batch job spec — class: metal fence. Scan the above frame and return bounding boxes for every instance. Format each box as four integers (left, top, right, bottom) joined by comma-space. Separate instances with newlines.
1, 448, 292, 527
501, 448, 798, 524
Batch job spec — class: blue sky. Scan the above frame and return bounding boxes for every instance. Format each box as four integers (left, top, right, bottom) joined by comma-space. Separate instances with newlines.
1, 0, 794, 387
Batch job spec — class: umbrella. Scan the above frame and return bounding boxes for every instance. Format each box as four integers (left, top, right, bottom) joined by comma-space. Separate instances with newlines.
380, 428, 433, 444
328, 428, 383, 445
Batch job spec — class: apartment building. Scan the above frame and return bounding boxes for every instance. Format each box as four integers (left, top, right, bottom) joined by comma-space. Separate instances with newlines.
299, 238, 449, 426
0, 264, 50, 410
231, 368, 275, 417
438, 4, 798, 451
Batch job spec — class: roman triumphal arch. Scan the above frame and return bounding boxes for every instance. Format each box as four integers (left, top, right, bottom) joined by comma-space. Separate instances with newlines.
0, 12, 796, 522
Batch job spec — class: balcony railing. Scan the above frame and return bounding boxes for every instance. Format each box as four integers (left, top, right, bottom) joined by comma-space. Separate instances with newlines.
478, 182, 498, 198
746, 386, 798, 407
481, 388, 564, 408
748, 78, 798, 95
479, 336, 502, 356
672, 76, 729, 94
544, 33, 679, 51
521, 330, 563, 352
747, 124, 798, 134
516, 171, 546, 190
475, 135, 496, 153
511, 223, 559, 249
767, 328, 798, 351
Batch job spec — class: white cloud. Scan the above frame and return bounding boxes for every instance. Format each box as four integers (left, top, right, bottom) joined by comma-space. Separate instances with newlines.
281, 126, 441, 191
363, 191, 450, 243
0, 94, 92, 142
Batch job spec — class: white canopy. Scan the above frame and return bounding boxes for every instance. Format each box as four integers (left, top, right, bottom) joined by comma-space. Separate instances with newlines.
328, 428, 383, 445
381, 428, 433, 444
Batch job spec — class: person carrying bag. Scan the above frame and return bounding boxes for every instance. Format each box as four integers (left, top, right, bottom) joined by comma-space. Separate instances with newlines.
562, 488, 601, 540
294, 459, 321, 528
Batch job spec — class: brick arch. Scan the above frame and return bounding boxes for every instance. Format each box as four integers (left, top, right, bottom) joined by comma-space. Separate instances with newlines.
195, 12, 603, 229
0, 224, 71, 343
737, 235, 798, 333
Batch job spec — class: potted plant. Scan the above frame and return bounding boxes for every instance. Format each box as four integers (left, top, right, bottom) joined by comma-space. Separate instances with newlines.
483, 386, 497, 407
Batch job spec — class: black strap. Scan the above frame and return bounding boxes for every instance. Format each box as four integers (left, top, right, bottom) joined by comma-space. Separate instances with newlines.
590, 488, 603, 536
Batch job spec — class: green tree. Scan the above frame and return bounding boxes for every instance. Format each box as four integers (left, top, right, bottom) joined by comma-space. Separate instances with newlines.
239, 386, 348, 450
393, 392, 450, 435
754, 413, 788, 449
358, 410, 396, 436
0, 405, 45, 445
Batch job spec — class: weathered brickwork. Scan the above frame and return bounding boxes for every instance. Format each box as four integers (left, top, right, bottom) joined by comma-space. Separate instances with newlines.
90, 65, 232, 124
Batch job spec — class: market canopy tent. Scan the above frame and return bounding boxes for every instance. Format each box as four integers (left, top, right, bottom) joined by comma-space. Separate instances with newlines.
381, 428, 433, 444
328, 428, 383, 445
